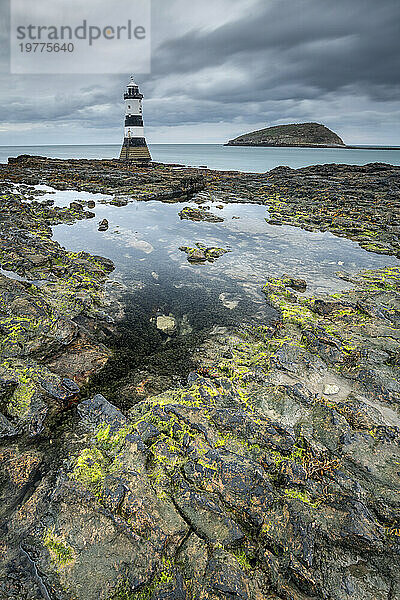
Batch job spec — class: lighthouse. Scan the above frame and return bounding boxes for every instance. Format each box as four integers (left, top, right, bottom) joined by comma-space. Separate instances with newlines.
119, 76, 151, 162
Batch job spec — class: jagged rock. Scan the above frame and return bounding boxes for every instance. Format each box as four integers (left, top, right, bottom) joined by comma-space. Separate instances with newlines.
178, 206, 224, 222
98, 218, 109, 231
69, 201, 84, 211
0, 412, 17, 438
61, 378, 80, 394
179, 243, 230, 263
77, 393, 129, 433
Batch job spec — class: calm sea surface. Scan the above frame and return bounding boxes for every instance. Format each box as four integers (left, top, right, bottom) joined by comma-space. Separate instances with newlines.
1, 143, 399, 172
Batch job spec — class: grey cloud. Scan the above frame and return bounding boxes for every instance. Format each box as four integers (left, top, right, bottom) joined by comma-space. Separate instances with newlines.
0, 0, 399, 144
151, 0, 400, 95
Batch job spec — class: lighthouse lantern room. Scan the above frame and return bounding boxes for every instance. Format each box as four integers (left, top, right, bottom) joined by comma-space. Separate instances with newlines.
119, 76, 151, 162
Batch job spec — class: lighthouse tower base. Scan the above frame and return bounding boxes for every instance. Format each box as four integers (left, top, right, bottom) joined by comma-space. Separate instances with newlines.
119, 77, 151, 163
119, 139, 151, 162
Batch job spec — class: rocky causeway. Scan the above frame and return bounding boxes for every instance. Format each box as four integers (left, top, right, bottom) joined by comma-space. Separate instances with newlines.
0, 155, 399, 600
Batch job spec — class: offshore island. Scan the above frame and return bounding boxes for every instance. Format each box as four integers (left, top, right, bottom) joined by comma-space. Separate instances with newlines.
0, 78, 399, 600
226, 121, 400, 150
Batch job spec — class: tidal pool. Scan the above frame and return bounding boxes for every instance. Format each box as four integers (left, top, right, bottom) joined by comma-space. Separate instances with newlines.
48, 188, 397, 291
44, 186, 398, 405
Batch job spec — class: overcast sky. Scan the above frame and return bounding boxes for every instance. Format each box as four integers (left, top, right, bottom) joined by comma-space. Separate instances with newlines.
0, 0, 399, 145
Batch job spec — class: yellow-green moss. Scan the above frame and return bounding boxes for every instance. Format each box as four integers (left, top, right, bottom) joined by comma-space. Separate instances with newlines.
110, 558, 174, 600
232, 548, 254, 571
284, 488, 319, 508
3, 365, 40, 418
70, 447, 106, 495
95, 424, 133, 454
7, 381, 35, 418
43, 529, 75, 567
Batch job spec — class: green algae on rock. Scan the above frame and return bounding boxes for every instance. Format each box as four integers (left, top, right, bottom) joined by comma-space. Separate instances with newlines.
178, 205, 224, 223
5, 265, 399, 599
179, 243, 230, 263
262, 162, 400, 258
0, 181, 114, 438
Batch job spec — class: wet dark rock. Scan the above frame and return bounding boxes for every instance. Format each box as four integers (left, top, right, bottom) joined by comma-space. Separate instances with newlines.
0, 412, 17, 438
179, 206, 224, 222
98, 218, 109, 231
69, 201, 83, 211
110, 197, 128, 206
0, 377, 18, 402
174, 480, 245, 547
282, 275, 307, 292
179, 243, 230, 263
40, 378, 79, 402
1, 155, 205, 204
203, 553, 251, 599
77, 393, 129, 433
61, 378, 80, 394
92, 255, 115, 273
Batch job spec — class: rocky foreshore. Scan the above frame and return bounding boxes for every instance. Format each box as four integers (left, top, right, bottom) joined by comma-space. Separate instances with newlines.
2, 156, 398, 257
0, 156, 399, 600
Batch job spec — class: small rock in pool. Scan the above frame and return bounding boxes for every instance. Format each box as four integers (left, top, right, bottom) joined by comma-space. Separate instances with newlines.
178, 206, 224, 223
283, 276, 307, 293
156, 314, 177, 335
179, 243, 230, 264
110, 197, 128, 207
87, 200, 96, 209
323, 384, 340, 395
128, 239, 154, 254
61, 378, 80, 394
219, 293, 240, 309
98, 219, 109, 231
70, 201, 84, 211
41, 380, 76, 401
186, 248, 207, 263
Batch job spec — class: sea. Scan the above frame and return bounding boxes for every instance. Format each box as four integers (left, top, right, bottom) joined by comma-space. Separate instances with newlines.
1, 143, 400, 172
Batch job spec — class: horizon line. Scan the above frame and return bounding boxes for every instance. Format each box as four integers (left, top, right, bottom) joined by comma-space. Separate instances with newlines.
1, 143, 400, 149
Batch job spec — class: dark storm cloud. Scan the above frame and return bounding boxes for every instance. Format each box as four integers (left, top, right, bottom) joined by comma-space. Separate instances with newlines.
152, 0, 400, 97
0, 83, 119, 124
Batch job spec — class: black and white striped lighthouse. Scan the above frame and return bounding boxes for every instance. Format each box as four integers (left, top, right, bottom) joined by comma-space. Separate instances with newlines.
119, 76, 151, 162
